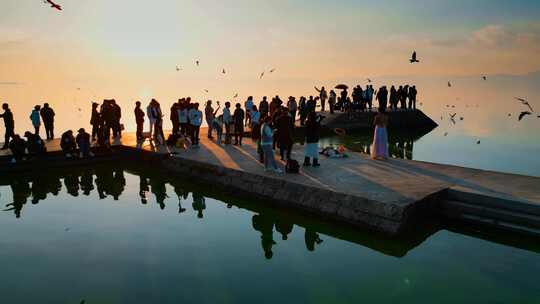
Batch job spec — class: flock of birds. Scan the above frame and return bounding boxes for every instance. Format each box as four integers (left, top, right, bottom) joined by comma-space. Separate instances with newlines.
410, 50, 538, 145
44, 3, 537, 145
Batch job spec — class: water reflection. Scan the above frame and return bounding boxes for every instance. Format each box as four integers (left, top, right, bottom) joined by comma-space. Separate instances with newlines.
1, 166, 538, 260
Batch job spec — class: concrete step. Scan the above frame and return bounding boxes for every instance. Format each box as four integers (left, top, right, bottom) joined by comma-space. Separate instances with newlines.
440, 199, 540, 236
447, 189, 540, 217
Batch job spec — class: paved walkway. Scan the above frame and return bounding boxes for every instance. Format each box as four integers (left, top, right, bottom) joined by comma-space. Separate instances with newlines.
2, 130, 539, 209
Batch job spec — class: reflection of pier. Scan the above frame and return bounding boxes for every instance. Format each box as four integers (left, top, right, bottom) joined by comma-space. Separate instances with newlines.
1, 130, 539, 237
2, 166, 539, 259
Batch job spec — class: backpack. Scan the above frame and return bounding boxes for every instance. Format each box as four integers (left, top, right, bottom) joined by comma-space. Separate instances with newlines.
285, 159, 300, 174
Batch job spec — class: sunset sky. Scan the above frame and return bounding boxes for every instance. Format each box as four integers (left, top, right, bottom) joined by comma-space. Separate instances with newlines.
1, 0, 540, 131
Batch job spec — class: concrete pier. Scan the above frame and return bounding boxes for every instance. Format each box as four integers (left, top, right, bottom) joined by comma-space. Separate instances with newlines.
1, 130, 539, 236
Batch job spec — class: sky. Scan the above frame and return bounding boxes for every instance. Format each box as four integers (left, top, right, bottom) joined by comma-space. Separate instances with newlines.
1, 0, 540, 132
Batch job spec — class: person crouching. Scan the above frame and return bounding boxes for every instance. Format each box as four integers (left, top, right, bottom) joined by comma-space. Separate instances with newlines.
61, 130, 77, 158
9, 134, 27, 163
24, 131, 46, 156
76, 128, 93, 158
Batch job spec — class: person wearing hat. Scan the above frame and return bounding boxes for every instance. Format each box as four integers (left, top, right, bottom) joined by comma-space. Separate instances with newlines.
76, 128, 92, 158
60, 130, 77, 158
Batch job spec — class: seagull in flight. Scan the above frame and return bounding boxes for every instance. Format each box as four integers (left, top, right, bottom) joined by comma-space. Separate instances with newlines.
260, 72, 265, 79
519, 111, 532, 121
366, 78, 372, 83
410, 51, 419, 63
176, 65, 181, 71
449, 113, 457, 124
204, 89, 209, 93
44, 0, 62, 11
477, 140, 481, 145
233, 93, 238, 98
447, 81, 452, 87
195, 60, 200, 66
482, 76, 487, 80
269, 68, 276, 73
515, 97, 534, 111
222, 68, 226, 74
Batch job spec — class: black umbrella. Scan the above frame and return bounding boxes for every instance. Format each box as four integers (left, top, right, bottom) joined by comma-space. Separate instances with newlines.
335, 84, 348, 90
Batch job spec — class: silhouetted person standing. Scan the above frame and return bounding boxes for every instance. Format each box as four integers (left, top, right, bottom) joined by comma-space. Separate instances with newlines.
233, 103, 245, 145
1, 103, 15, 150
376, 86, 388, 110
389, 86, 398, 110
259, 96, 269, 119
29, 105, 41, 135
409, 86, 417, 110
90, 102, 100, 141
188, 103, 202, 146
315, 86, 328, 112
134, 101, 145, 140
111, 99, 122, 138
170, 101, 180, 135
40, 103, 55, 140
329, 90, 336, 114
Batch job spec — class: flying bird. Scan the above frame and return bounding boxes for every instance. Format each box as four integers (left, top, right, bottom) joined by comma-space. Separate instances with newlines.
514, 97, 534, 112
447, 81, 452, 87
482, 76, 487, 80
233, 93, 238, 98
518, 111, 532, 121
366, 78, 372, 83
508, 113, 511, 117
195, 60, 200, 66
410, 51, 419, 63
176, 65, 181, 71
204, 89, 209, 93
222, 68, 226, 74
449, 113, 457, 124
477, 140, 481, 145
269, 68, 276, 73
44, 0, 62, 11
260, 72, 265, 79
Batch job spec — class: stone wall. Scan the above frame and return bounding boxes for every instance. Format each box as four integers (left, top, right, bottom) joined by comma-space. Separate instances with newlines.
159, 155, 423, 235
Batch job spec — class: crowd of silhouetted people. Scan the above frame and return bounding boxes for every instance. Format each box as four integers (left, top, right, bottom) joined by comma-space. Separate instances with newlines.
0, 83, 418, 166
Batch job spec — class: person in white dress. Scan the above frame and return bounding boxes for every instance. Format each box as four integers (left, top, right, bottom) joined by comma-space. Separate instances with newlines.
371, 107, 389, 160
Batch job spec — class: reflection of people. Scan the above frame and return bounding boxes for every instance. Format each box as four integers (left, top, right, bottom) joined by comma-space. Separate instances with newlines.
252, 214, 276, 259
4, 180, 31, 218
304, 228, 323, 252
192, 192, 206, 218
172, 182, 187, 213
95, 167, 112, 199
31, 177, 47, 204
64, 174, 80, 197
109, 170, 126, 200
139, 175, 150, 204
150, 177, 167, 209
275, 219, 294, 240
80, 171, 94, 196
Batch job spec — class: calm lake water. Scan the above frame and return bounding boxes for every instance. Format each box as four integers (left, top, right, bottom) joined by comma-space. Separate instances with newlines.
0, 166, 539, 304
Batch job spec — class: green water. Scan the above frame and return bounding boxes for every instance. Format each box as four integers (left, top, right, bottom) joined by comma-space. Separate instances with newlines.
0, 166, 539, 304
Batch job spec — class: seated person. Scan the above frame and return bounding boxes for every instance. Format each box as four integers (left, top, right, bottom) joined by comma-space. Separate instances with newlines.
24, 131, 46, 155
76, 128, 93, 158
61, 130, 77, 157
320, 145, 348, 158
8, 134, 27, 163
